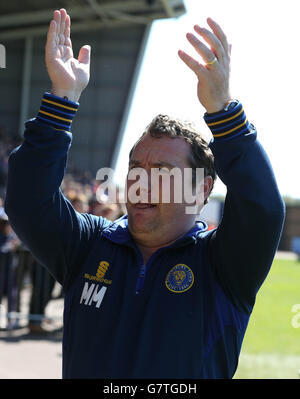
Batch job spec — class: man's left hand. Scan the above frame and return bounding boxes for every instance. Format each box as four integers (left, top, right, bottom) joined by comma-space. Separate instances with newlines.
178, 17, 231, 114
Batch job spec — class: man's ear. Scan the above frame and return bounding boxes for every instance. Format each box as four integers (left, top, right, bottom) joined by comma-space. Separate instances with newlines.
195, 175, 213, 206
203, 175, 213, 204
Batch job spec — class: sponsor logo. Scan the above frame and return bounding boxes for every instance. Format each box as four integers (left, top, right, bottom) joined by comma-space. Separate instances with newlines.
165, 264, 194, 293
84, 260, 112, 285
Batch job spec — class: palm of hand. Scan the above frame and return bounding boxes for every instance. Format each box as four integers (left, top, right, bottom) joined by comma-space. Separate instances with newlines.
45, 9, 90, 100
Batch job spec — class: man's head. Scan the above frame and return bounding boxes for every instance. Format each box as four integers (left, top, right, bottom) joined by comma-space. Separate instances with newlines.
126, 114, 216, 247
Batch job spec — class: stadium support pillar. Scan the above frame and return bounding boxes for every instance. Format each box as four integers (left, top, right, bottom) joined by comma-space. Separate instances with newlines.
19, 36, 33, 136
110, 23, 152, 172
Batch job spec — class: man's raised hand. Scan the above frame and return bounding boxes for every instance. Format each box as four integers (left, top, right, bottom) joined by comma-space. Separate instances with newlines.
178, 18, 231, 114
45, 9, 91, 102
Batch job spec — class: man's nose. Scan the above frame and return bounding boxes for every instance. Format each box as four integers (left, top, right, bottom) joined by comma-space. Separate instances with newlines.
138, 170, 152, 202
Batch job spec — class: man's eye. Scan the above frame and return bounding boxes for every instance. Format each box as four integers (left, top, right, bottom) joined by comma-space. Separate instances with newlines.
158, 167, 170, 173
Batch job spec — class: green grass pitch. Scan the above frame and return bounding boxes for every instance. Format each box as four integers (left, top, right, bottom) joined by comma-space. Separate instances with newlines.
234, 258, 300, 379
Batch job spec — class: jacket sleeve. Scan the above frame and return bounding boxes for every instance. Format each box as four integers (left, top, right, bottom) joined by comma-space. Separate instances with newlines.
4, 93, 111, 288
204, 102, 285, 314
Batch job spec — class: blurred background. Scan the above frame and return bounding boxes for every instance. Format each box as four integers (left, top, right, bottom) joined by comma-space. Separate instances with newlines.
0, 0, 299, 379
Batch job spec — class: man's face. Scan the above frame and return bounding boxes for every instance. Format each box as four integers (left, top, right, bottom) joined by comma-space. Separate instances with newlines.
125, 133, 209, 247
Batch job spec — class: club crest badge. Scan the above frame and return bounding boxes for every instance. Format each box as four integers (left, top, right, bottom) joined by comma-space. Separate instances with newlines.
165, 264, 194, 293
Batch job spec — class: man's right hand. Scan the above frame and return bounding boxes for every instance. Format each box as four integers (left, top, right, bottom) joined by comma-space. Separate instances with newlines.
45, 8, 91, 102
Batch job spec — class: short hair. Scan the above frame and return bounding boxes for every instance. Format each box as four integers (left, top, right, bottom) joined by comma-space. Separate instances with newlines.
129, 114, 216, 203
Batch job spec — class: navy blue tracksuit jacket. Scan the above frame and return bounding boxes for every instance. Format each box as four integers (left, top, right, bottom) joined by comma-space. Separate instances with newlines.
4, 93, 285, 378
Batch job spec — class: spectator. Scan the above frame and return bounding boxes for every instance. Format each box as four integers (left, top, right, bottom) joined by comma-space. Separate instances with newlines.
27, 256, 56, 334
0, 210, 20, 329
66, 190, 89, 213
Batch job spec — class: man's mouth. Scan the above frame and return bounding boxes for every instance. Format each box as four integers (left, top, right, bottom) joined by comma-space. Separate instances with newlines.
134, 203, 157, 209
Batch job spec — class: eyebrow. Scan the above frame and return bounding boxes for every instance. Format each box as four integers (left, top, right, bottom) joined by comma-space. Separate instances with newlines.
128, 159, 177, 168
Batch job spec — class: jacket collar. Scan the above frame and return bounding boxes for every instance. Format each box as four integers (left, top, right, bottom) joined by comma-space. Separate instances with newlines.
101, 214, 208, 248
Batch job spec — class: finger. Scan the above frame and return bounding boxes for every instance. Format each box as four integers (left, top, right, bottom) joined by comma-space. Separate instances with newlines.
53, 9, 61, 38
64, 13, 72, 48
194, 25, 225, 61
186, 33, 217, 65
64, 13, 70, 38
178, 50, 205, 77
78, 45, 91, 65
46, 19, 57, 47
207, 17, 229, 55
45, 19, 58, 64
59, 8, 67, 45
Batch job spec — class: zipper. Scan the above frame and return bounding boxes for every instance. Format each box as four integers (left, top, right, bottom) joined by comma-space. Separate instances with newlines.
134, 246, 164, 295
135, 264, 146, 295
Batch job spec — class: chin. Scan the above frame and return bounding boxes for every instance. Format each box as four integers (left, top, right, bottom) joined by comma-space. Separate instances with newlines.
128, 213, 156, 235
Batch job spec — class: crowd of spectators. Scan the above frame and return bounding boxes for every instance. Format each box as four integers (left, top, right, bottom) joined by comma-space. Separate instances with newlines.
0, 126, 126, 333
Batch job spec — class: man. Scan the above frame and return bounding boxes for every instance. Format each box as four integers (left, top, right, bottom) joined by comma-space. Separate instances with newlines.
5, 9, 284, 378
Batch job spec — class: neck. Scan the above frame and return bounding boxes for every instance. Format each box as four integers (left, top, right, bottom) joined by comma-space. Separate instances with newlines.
136, 244, 158, 264
133, 227, 193, 264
